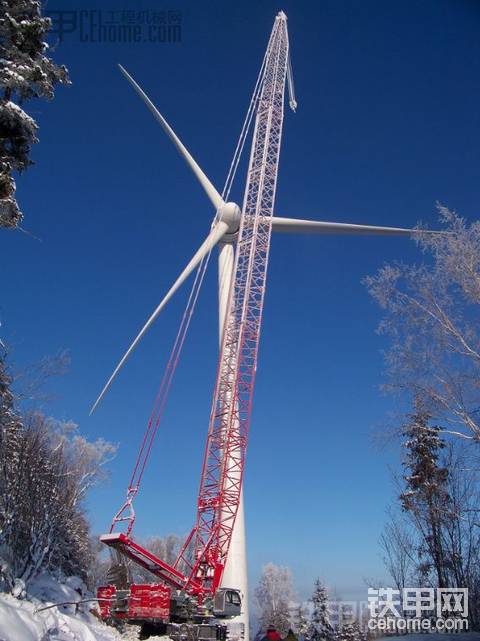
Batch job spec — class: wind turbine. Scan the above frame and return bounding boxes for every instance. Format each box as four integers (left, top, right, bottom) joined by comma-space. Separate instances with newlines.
92, 13, 419, 639
91, 67, 413, 412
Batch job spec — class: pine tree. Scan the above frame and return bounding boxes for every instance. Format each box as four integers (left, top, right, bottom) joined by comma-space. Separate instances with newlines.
335, 622, 366, 641
400, 395, 450, 588
309, 579, 333, 641
0, 0, 69, 228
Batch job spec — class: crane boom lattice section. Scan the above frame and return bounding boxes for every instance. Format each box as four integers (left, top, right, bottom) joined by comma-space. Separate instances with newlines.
191, 13, 291, 593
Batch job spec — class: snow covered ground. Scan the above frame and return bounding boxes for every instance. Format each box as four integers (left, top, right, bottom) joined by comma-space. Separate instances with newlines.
0, 572, 174, 641
0, 574, 124, 641
1, 581, 479, 641
0, 593, 119, 641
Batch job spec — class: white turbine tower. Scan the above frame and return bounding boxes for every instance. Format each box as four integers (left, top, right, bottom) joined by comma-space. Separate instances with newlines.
92, 12, 422, 639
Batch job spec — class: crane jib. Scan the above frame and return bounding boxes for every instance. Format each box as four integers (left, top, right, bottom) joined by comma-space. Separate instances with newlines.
191, 13, 291, 594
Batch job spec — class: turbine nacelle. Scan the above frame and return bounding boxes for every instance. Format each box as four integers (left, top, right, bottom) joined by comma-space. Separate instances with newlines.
217, 202, 241, 240
91, 64, 436, 415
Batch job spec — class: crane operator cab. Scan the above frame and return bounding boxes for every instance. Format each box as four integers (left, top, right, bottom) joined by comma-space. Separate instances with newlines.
213, 588, 242, 618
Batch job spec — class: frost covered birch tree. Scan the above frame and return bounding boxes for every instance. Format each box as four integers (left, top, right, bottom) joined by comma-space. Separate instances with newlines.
365, 206, 480, 445
366, 206, 480, 628
0, 0, 69, 228
0, 343, 23, 591
0, 348, 116, 591
254, 562, 294, 636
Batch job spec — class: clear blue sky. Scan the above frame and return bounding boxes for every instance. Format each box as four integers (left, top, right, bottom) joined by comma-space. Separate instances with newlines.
1, 0, 480, 602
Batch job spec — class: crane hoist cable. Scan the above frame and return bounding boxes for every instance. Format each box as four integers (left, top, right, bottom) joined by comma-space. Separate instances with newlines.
108, 44, 270, 536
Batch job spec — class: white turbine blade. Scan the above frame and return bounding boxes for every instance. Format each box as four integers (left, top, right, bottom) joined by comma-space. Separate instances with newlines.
90, 220, 229, 414
271, 217, 414, 236
118, 64, 224, 211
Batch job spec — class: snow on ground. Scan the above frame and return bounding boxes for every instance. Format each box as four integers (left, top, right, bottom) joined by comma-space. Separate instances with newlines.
2, 581, 478, 641
0, 573, 122, 641
0, 593, 121, 641
0, 572, 172, 641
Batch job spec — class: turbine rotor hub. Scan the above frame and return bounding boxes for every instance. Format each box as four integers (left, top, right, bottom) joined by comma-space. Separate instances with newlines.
217, 202, 241, 240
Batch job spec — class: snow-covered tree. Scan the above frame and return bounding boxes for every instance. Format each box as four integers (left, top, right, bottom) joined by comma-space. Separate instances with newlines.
0, 348, 116, 591
334, 622, 366, 641
0, 0, 69, 228
400, 396, 449, 588
0, 343, 23, 591
87, 536, 112, 591
293, 604, 311, 639
308, 579, 333, 641
254, 562, 294, 636
365, 206, 480, 445
381, 419, 480, 626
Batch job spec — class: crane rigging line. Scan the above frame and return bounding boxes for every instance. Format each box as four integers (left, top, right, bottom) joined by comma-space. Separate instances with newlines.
109, 40, 271, 536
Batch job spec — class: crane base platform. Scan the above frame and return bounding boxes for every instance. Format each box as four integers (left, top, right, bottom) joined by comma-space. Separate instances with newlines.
98, 583, 170, 621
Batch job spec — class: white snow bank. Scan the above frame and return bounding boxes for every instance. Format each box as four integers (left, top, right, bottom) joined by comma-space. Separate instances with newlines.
0, 573, 122, 641
0, 595, 43, 641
